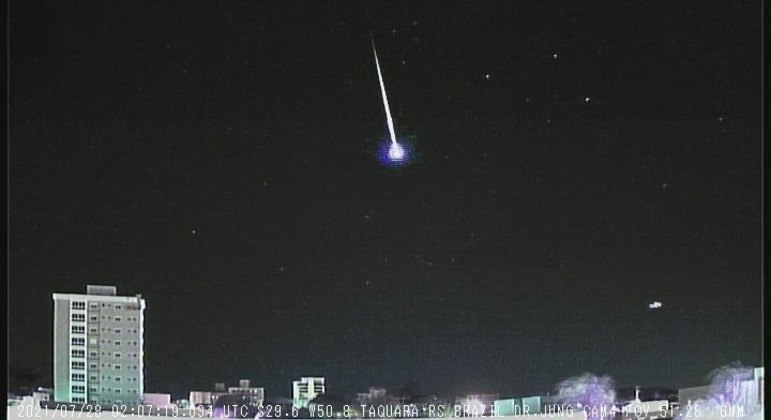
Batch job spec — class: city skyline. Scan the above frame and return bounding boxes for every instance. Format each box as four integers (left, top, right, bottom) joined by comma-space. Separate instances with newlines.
8, 0, 762, 402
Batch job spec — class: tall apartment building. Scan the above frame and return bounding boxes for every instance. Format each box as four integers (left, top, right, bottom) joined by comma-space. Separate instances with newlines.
52, 285, 145, 406
292, 377, 325, 408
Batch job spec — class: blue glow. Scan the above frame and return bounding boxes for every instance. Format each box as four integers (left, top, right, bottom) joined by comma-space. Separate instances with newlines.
378, 139, 411, 167
388, 142, 406, 161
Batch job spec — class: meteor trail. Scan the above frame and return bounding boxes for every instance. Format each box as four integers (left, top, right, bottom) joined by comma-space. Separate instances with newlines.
371, 34, 406, 163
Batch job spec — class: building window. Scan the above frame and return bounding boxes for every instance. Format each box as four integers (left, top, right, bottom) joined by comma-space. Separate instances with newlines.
114, 377, 121, 382
89, 376, 98, 382
89, 338, 98, 345
89, 351, 97, 357
114, 341, 121, 346
114, 365, 121, 370
72, 385, 85, 393
72, 313, 86, 322
114, 353, 121, 358
89, 327, 98, 334
71, 337, 85, 346
73, 397, 85, 403
114, 316, 122, 322
89, 363, 97, 369
72, 301, 86, 310
114, 328, 122, 334
71, 361, 85, 370
114, 389, 122, 394
89, 316, 98, 322
71, 373, 85, 382
115, 305, 122, 310
89, 302, 98, 309
71, 325, 85, 334
71, 349, 85, 358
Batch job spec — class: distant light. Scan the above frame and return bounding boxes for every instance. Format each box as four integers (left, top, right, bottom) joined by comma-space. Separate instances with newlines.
648, 301, 662, 309
485, 73, 490, 79
552, 53, 558, 59
584, 96, 591, 103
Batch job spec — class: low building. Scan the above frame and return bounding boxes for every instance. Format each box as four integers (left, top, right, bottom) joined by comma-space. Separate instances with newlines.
227, 379, 265, 407
293, 377, 325, 408
189, 391, 226, 407
142, 393, 172, 408
356, 387, 388, 405
493, 398, 522, 416
190, 380, 264, 409
494, 395, 541, 416
455, 394, 499, 416
33, 388, 53, 407
678, 385, 710, 407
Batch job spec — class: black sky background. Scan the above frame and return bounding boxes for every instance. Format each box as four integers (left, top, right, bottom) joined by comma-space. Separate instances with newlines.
9, 1, 762, 400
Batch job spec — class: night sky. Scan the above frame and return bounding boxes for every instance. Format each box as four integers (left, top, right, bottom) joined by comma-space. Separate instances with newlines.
9, 1, 762, 400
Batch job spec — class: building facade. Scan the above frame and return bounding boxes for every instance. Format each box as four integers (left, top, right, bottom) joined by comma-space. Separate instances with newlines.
292, 377, 325, 408
52, 285, 146, 406
227, 379, 265, 407
190, 380, 264, 409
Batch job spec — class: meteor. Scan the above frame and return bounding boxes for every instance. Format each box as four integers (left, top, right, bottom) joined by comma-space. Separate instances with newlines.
371, 35, 407, 164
